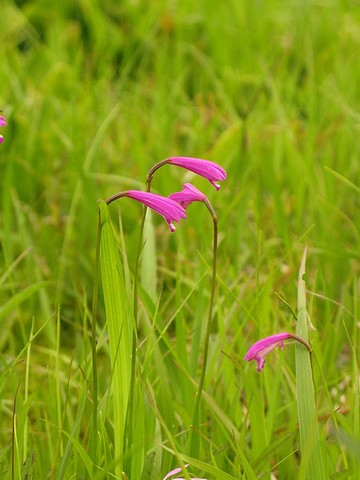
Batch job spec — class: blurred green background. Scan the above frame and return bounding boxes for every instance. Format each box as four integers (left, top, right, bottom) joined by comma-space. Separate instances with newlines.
1, 0, 359, 478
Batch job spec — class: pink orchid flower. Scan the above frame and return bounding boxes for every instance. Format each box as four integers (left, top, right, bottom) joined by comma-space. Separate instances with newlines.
163, 464, 207, 480
0, 115, 6, 143
106, 189, 187, 232
244, 332, 311, 372
167, 156, 227, 190
168, 183, 207, 209
126, 190, 186, 232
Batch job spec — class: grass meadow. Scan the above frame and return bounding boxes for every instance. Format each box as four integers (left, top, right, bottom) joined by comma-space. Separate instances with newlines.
1, 0, 360, 478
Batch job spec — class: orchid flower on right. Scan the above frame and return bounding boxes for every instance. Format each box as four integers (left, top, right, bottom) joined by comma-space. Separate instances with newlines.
167, 157, 227, 190
147, 156, 227, 191
244, 332, 311, 372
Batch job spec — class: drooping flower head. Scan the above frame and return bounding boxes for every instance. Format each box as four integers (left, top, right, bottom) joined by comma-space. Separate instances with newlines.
167, 157, 227, 190
0, 115, 6, 144
244, 332, 311, 372
169, 183, 206, 209
125, 190, 186, 232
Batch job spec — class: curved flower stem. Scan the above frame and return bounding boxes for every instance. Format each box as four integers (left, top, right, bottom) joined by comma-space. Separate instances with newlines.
105, 191, 129, 205
189, 198, 218, 453
146, 159, 169, 184
290, 333, 312, 352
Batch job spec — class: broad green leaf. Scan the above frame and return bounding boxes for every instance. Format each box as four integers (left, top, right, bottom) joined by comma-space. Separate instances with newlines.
99, 200, 133, 476
295, 248, 327, 479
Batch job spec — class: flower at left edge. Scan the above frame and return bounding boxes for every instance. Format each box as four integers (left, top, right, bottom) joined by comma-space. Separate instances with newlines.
0, 115, 6, 143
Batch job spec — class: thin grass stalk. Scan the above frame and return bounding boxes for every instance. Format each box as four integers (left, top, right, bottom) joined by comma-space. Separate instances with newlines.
90, 210, 101, 469
49, 307, 65, 480
12, 384, 17, 480
353, 275, 360, 469
23, 319, 34, 464
145, 380, 191, 480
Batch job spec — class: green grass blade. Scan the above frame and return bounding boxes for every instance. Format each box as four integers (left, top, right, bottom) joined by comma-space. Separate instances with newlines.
59, 429, 93, 478
162, 446, 239, 480
56, 382, 89, 479
99, 200, 132, 476
0, 280, 49, 322
324, 166, 360, 195
295, 248, 327, 479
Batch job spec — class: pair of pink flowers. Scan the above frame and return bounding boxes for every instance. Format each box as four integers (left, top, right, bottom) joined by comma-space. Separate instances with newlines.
107, 156, 226, 231
123, 183, 206, 232
0, 115, 6, 143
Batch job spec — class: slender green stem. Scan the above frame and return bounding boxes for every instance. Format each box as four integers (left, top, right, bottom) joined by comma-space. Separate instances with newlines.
190, 198, 218, 452
90, 208, 101, 468
274, 291, 298, 321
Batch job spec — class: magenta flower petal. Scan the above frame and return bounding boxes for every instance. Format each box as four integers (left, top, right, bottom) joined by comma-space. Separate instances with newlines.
126, 190, 186, 232
0, 115, 6, 143
163, 465, 189, 480
167, 157, 227, 190
244, 333, 295, 372
162, 464, 207, 480
169, 183, 206, 209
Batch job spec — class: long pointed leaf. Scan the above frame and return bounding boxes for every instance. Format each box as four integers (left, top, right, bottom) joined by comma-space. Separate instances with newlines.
295, 248, 327, 479
99, 200, 132, 476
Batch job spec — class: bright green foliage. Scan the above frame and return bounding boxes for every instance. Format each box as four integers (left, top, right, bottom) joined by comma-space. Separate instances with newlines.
1, 0, 360, 478
99, 200, 132, 475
